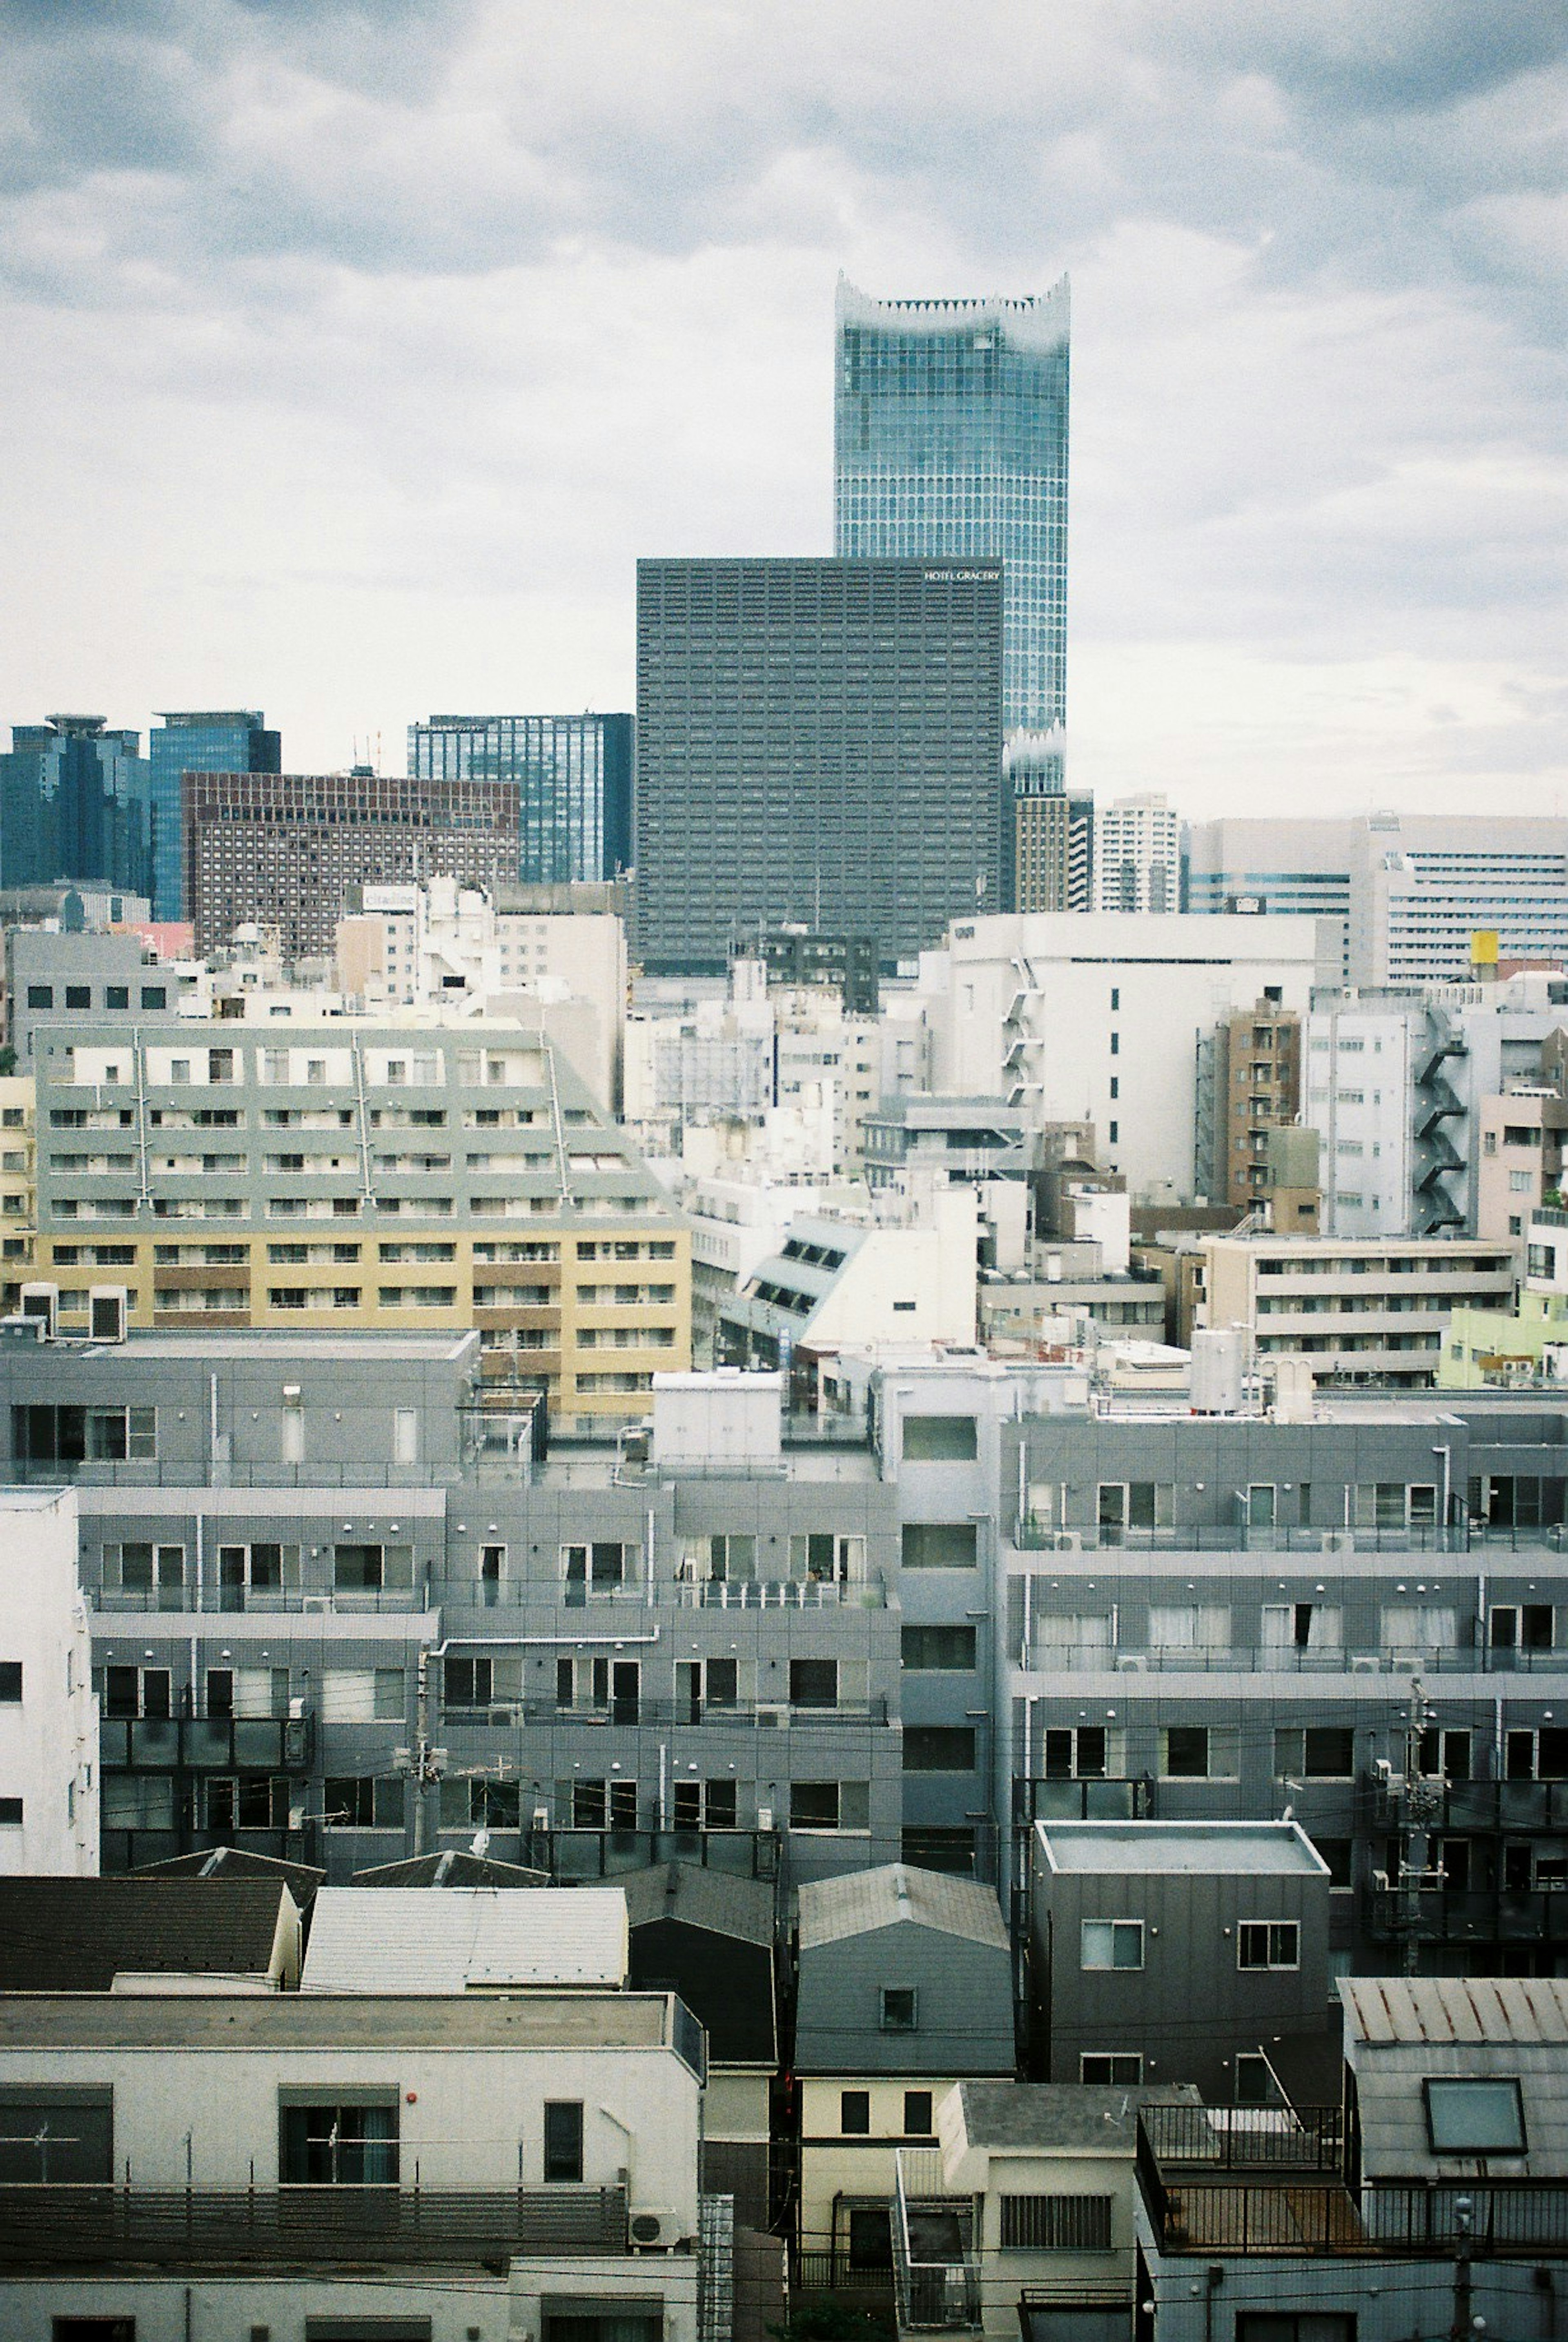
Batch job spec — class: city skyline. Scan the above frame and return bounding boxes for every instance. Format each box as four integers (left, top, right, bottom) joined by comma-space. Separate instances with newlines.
0, 4, 1564, 822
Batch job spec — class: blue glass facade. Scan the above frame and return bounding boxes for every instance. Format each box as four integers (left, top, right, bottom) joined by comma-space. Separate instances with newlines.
407, 714, 633, 886
149, 711, 281, 922
834, 277, 1070, 737
0, 716, 154, 899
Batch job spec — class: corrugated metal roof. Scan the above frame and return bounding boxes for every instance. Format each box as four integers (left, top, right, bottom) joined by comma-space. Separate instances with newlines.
301, 1887, 628, 1993
1341, 1977, 1568, 2047
797, 1864, 1009, 1951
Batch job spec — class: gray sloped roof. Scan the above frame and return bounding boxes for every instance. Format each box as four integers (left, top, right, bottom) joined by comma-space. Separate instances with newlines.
619, 1862, 776, 1946
131, 1845, 325, 1909
958, 2081, 1200, 2153
351, 1851, 550, 1890
301, 1887, 628, 1993
0, 1879, 294, 1992
798, 1864, 1009, 1952
1341, 1978, 1568, 2046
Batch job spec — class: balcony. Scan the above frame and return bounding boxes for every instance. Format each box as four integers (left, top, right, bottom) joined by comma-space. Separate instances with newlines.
446, 1697, 892, 1731
98, 1714, 313, 1772
0, 2181, 629, 2268
893, 2148, 981, 2333
1012, 1522, 1471, 1557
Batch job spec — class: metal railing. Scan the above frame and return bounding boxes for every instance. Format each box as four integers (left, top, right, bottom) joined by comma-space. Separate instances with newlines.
445, 1696, 891, 1731
893, 2149, 981, 2332
1140, 2104, 1343, 2175
0, 2180, 629, 2266
1014, 1522, 1478, 1555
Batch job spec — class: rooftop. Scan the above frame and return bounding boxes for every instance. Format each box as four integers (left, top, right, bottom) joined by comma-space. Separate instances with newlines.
619, 1860, 776, 1947
0, 1991, 676, 2052
1341, 1976, 1568, 2048
799, 1864, 1009, 1952
1035, 1821, 1330, 1878
301, 1886, 628, 1993
0, 1879, 294, 1994
957, 2080, 1200, 2153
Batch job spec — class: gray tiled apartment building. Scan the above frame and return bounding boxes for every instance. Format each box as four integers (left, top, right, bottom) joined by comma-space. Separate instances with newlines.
633, 558, 1004, 972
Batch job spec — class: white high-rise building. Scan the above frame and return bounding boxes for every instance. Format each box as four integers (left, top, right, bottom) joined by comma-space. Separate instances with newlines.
1094, 793, 1182, 914
0, 1479, 98, 1874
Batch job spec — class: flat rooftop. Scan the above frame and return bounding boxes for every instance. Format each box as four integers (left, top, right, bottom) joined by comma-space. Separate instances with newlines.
1036, 1822, 1329, 1877
0, 1992, 678, 2052
21, 1330, 480, 1362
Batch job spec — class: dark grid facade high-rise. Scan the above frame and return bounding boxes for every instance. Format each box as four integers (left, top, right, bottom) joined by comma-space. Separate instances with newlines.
635, 557, 1003, 972
408, 714, 633, 885
0, 715, 153, 899
149, 710, 281, 923
834, 277, 1069, 741
185, 771, 522, 960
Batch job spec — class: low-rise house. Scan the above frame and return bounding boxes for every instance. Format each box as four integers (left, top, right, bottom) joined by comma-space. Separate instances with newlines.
0, 1988, 714, 2341
794, 1863, 1015, 2279
0, 1874, 303, 1992
131, 1843, 325, 1912
623, 1860, 778, 2226
300, 1885, 629, 1992
1028, 1821, 1332, 2097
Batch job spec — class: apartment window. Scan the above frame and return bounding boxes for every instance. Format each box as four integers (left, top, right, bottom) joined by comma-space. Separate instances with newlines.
1238, 1922, 1300, 1970
1236, 2321, 1354, 2342
324, 1777, 403, 1828
278, 2092, 398, 2184
102, 1663, 171, 1719
901, 1414, 978, 1462
445, 1657, 494, 1710
999, 2195, 1113, 2251
25, 985, 52, 1009
881, 1987, 918, 2032
0, 2086, 113, 2181
1506, 1728, 1568, 1781
562, 1541, 629, 1596
332, 1543, 414, 1591
1097, 1481, 1175, 1532
904, 1727, 976, 1772
1080, 2053, 1142, 2086
103, 1544, 185, 1598
0, 1663, 20, 1702
901, 1522, 977, 1569
840, 2090, 871, 2136
1160, 1726, 1238, 1780
0, 1799, 22, 1827
1418, 1728, 1472, 1781
13, 1404, 156, 1464
1147, 1603, 1229, 1651
1044, 1727, 1110, 1780
1275, 1726, 1356, 1778
791, 1780, 869, 1832
543, 2099, 585, 2182
1491, 1604, 1555, 1651
901, 1624, 976, 1671
790, 1658, 838, 1709
1424, 2077, 1526, 2154
1081, 1920, 1143, 1971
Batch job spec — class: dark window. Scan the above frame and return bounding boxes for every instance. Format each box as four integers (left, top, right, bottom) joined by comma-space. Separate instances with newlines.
0, 2088, 112, 2180
902, 1414, 978, 1461
52, 2322, 137, 2342
1164, 1727, 1210, 1778
1236, 2321, 1354, 2342
901, 1522, 978, 1569
325, 1777, 403, 1828
25, 986, 52, 1009
904, 2089, 933, 2135
1080, 2054, 1142, 2085
847, 2205, 892, 2269
904, 1727, 975, 1772
140, 987, 167, 1009
902, 1624, 976, 1670
0, 1662, 19, 1702
790, 1782, 840, 1829
105, 986, 129, 1010
840, 2089, 870, 2136
279, 2096, 398, 2184
1238, 1922, 1300, 1970
543, 2099, 584, 2182
881, 1988, 918, 2032
65, 986, 91, 1010
0, 1798, 21, 1826
790, 1658, 838, 1709
445, 1656, 493, 1709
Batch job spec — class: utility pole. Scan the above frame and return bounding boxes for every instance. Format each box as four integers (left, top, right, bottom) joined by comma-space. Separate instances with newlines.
1392, 1677, 1447, 1974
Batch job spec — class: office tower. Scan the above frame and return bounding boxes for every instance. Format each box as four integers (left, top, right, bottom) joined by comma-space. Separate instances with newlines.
183, 769, 522, 959
834, 277, 1069, 739
635, 557, 1003, 972
148, 710, 281, 923
0, 715, 153, 899
408, 715, 633, 886
1094, 793, 1182, 914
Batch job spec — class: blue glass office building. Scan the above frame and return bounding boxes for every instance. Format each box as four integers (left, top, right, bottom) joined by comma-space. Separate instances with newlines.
0, 715, 154, 899
834, 276, 1070, 737
408, 715, 633, 886
149, 711, 281, 921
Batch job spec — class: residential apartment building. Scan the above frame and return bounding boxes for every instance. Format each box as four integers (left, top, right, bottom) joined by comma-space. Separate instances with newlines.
28, 1016, 689, 1420
0, 1481, 99, 1874
1093, 794, 1181, 914
183, 768, 523, 958
147, 708, 280, 923
1196, 998, 1304, 1211
5, 926, 186, 1064
1200, 1231, 1515, 1388
408, 711, 634, 885
0, 1074, 35, 1310
634, 557, 1004, 971
833, 278, 1070, 740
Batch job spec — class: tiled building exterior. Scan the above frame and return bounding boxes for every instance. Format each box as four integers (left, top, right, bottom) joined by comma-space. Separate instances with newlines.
183, 770, 522, 958
148, 709, 280, 923
408, 714, 634, 886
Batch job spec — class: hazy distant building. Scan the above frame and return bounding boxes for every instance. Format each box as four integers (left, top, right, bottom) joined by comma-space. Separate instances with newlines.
0, 716, 152, 900
408, 714, 633, 886
1094, 793, 1181, 914
634, 557, 1003, 972
184, 769, 521, 959
148, 711, 281, 923
834, 278, 1069, 739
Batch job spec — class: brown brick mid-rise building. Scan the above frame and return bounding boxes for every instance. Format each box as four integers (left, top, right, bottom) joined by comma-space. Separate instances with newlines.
185, 771, 522, 959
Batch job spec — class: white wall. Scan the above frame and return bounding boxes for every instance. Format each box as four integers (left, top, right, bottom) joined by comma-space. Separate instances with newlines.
0, 1484, 98, 1875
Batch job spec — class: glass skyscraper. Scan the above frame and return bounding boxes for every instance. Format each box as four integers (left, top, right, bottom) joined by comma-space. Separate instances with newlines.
0, 715, 154, 900
408, 714, 633, 887
149, 710, 281, 922
834, 276, 1070, 738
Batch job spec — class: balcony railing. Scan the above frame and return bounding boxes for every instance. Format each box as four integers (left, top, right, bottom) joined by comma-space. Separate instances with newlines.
0, 2181, 629, 2266
893, 2148, 981, 2333
98, 1714, 312, 1772
1140, 2104, 1343, 2176
445, 1697, 891, 1731
1014, 1522, 1475, 1556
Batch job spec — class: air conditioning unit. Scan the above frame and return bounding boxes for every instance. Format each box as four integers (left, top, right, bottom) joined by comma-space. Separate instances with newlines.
20, 1282, 58, 1339
1052, 1531, 1082, 1553
755, 1703, 790, 1728
89, 1284, 129, 1343
1350, 1654, 1381, 1673
1115, 1653, 1148, 1671
757, 1805, 774, 1833
1321, 1531, 1356, 1555
628, 2207, 682, 2250
532, 1804, 551, 1833
301, 1593, 333, 1615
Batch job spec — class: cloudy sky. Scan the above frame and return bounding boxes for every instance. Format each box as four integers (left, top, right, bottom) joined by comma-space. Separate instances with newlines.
2, 0, 1565, 816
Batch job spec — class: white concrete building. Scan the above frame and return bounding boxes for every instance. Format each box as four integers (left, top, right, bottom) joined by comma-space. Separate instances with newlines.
913, 913, 1327, 1202
718, 1187, 979, 1371
0, 1480, 98, 1875
1093, 793, 1182, 914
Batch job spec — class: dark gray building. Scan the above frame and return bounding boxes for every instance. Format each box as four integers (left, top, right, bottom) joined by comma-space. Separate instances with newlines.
634, 559, 1004, 972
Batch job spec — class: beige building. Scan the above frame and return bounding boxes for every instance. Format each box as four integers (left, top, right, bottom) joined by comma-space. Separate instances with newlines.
1202, 998, 1303, 1210
1476, 1089, 1568, 1247
0, 1073, 35, 1312
1201, 1231, 1516, 1389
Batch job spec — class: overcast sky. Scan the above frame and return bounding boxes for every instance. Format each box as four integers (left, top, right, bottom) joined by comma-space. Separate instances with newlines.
2, 0, 1565, 818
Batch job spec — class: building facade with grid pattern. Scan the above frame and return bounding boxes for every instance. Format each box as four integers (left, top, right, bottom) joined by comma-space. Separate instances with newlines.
184, 771, 522, 960
834, 279, 1069, 740
634, 557, 1003, 972
408, 714, 633, 887
149, 710, 281, 923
